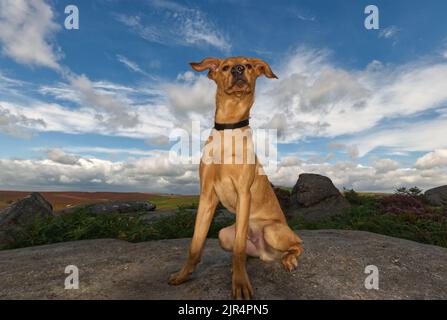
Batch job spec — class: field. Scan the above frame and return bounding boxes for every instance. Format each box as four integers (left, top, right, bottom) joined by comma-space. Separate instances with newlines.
0, 191, 199, 212
1, 189, 446, 251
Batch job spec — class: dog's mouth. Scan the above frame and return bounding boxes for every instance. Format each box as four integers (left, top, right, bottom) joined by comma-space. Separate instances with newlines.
225, 76, 251, 95
228, 77, 248, 90
233, 78, 247, 87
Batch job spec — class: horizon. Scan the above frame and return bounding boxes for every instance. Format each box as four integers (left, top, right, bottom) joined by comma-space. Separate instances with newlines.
1, 0, 447, 194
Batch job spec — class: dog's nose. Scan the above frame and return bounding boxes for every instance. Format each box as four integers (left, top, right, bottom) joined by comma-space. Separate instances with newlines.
231, 64, 245, 77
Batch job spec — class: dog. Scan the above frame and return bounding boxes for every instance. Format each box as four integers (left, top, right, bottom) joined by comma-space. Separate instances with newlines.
168, 57, 303, 300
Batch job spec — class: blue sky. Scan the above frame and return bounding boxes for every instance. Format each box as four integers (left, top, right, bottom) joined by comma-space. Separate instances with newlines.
1, 0, 447, 193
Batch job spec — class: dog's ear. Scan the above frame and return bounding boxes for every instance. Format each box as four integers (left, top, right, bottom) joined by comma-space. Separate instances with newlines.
190, 57, 221, 80
251, 58, 278, 79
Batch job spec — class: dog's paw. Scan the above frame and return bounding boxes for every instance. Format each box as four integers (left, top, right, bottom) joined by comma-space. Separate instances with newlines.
281, 253, 299, 272
168, 271, 190, 285
232, 272, 253, 300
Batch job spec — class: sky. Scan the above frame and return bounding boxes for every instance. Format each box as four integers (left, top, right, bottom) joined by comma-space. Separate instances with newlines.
1, 0, 447, 194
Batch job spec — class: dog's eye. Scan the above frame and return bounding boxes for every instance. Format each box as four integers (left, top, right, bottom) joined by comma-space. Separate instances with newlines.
222, 65, 229, 71
245, 64, 252, 69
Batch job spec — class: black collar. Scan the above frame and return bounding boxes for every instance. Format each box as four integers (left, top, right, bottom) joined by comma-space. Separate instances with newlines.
214, 118, 249, 131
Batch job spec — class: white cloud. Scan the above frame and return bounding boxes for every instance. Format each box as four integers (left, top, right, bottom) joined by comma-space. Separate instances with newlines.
145, 135, 170, 146
269, 156, 447, 193
1, 141, 446, 193
296, 14, 316, 22
347, 116, 447, 157
0, 0, 61, 70
115, 2, 231, 52
116, 54, 148, 75
328, 142, 359, 160
371, 158, 400, 174
66, 74, 140, 128
415, 149, 447, 169
0, 65, 182, 140
164, 72, 215, 122
0, 104, 46, 138
46, 149, 81, 165
379, 26, 400, 40
0, 151, 199, 193
252, 48, 447, 156
62, 146, 162, 157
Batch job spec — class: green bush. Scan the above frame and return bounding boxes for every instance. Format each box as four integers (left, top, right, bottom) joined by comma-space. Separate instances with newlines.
2, 195, 446, 251
289, 194, 447, 248
342, 188, 363, 206
1, 206, 234, 250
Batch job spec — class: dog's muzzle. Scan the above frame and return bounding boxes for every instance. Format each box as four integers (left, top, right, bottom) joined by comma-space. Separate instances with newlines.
231, 64, 245, 77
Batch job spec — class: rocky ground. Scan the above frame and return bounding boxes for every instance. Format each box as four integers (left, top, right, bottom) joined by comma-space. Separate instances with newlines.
1, 230, 446, 300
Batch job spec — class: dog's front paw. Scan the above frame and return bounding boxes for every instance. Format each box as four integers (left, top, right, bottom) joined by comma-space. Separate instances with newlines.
168, 270, 190, 285
281, 253, 298, 272
232, 272, 253, 300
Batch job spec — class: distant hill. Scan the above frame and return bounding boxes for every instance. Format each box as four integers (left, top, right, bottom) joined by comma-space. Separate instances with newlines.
0, 191, 198, 211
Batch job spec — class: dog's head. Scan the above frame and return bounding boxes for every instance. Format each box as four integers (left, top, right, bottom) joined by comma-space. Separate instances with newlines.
190, 57, 277, 97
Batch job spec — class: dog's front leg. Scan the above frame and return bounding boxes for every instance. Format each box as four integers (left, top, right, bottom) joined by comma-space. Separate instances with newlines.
232, 187, 254, 300
168, 181, 218, 285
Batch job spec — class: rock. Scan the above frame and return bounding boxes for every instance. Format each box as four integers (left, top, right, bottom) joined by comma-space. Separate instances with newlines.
289, 174, 350, 220
59, 200, 156, 215
0, 230, 446, 299
424, 185, 447, 207
0, 192, 53, 227
0, 193, 53, 243
291, 174, 341, 207
271, 184, 291, 214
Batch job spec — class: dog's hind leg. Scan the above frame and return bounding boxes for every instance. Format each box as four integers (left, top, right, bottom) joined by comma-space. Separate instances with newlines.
263, 223, 304, 272
218, 224, 261, 258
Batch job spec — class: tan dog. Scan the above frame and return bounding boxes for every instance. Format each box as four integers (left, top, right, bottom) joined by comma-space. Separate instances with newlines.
168, 57, 303, 300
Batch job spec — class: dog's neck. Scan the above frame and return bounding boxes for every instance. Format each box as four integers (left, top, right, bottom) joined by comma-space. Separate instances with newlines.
214, 90, 254, 124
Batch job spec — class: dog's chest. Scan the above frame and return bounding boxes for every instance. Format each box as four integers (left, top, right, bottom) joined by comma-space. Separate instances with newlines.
202, 128, 256, 165
213, 174, 238, 213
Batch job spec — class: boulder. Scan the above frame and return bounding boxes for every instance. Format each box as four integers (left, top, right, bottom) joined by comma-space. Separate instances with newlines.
59, 200, 156, 215
424, 185, 447, 207
289, 173, 350, 220
0, 192, 53, 227
0, 230, 446, 299
0, 193, 54, 245
270, 184, 291, 214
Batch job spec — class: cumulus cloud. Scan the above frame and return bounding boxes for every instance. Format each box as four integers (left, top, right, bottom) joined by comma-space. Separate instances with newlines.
269, 156, 447, 193
371, 158, 400, 174
0, 0, 61, 70
164, 72, 215, 123
46, 149, 81, 165
145, 135, 171, 146
415, 149, 447, 169
1, 144, 447, 193
252, 47, 447, 156
67, 74, 140, 128
1, 78, 175, 139
0, 151, 199, 193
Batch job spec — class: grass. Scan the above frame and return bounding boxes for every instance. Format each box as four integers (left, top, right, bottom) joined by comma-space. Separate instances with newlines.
1, 191, 446, 251
149, 195, 199, 210
289, 192, 447, 248
0, 206, 233, 251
